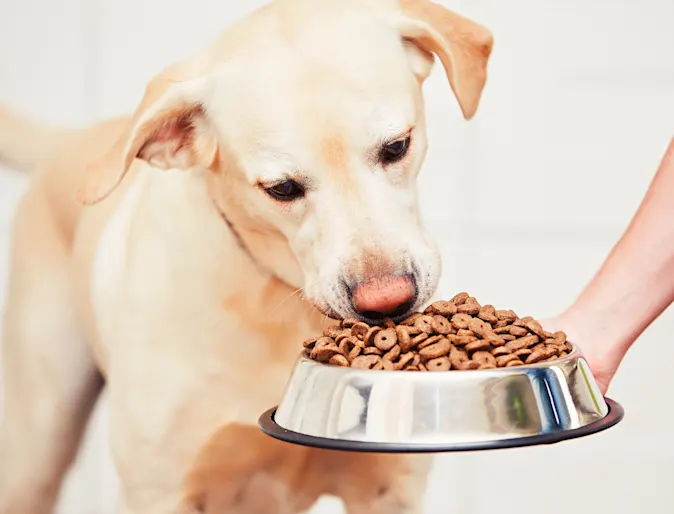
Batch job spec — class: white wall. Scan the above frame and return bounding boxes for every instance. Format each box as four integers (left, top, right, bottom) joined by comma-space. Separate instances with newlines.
1, 0, 673, 513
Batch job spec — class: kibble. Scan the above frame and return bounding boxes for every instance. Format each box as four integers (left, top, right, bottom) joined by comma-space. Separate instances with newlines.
302, 293, 571, 371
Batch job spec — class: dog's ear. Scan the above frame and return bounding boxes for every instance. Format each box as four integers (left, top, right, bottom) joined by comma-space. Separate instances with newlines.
394, 0, 493, 120
74, 67, 217, 206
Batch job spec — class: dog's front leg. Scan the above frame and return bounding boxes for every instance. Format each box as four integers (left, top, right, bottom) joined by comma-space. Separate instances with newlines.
110, 396, 431, 514
184, 425, 432, 514
183, 423, 330, 514
322, 452, 433, 514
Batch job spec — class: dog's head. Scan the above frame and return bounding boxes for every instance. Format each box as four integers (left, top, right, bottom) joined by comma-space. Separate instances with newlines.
76, 0, 492, 323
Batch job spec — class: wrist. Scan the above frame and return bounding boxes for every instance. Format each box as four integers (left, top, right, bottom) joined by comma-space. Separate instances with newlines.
558, 299, 633, 366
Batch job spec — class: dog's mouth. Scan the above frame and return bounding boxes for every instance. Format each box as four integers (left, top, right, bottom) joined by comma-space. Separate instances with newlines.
357, 299, 417, 324
311, 292, 419, 325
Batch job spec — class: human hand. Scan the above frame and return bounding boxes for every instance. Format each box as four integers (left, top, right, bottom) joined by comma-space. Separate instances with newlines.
540, 312, 623, 395
538, 139, 674, 396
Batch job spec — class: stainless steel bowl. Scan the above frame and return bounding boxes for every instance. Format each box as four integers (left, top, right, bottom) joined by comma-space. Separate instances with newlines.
259, 344, 623, 452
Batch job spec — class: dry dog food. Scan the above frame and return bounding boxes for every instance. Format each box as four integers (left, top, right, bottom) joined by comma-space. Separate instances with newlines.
303, 293, 570, 371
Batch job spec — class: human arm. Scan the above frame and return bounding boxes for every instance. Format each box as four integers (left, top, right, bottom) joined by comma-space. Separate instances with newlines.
545, 137, 674, 393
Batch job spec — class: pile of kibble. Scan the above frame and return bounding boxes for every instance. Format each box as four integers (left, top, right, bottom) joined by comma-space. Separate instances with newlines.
303, 293, 571, 371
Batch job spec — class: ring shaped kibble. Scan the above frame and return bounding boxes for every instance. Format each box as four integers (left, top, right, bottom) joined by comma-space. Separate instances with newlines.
302, 293, 570, 371
374, 329, 398, 351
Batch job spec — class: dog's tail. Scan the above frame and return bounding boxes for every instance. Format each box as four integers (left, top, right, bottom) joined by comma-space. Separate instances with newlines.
0, 104, 79, 173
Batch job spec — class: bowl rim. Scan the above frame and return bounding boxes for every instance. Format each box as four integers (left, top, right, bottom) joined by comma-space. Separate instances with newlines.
302, 342, 581, 373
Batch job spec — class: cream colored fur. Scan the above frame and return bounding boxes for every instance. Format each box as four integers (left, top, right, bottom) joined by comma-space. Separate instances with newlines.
0, 0, 493, 513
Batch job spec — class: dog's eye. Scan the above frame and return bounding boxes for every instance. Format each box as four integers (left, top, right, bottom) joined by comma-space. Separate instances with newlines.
265, 180, 305, 202
380, 137, 411, 164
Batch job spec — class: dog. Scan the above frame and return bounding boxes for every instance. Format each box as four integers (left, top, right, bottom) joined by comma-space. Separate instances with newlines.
0, 0, 492, 512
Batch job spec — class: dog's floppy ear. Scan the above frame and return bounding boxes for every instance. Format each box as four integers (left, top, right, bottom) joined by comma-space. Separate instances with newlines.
395, 0, 493, 119
74, 66, 217, 206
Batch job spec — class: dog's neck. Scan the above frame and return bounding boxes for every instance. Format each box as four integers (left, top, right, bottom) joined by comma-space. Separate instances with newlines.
205, 187, 330, 357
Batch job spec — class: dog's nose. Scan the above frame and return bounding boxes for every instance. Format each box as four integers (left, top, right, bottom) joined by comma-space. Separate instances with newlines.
350, 275, 417, 320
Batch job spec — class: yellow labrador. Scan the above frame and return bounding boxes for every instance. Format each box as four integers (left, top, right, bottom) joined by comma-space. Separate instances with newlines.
0, 0, 492, 512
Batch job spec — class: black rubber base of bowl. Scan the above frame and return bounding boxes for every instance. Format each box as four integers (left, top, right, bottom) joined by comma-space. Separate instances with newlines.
258, 398, 624, 453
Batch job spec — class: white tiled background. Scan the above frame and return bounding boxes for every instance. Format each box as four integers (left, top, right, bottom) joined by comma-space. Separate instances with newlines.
1, 0, 673, 513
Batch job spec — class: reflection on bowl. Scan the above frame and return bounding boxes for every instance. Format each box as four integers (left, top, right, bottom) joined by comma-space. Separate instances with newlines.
259, 344, 624, 452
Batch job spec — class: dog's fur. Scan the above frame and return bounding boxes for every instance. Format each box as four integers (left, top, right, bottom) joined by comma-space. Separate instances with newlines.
0, 0, 492, 512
